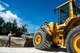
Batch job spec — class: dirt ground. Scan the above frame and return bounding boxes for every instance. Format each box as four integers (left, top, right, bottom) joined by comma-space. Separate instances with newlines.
0, 35, 25, 47
0, 35, 67, 53
0, 47, 67, 53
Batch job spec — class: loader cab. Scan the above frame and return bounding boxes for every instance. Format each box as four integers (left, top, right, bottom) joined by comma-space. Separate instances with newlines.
55, 0, 80, 25
55, 1, 70, 25
58, 3, 69, 24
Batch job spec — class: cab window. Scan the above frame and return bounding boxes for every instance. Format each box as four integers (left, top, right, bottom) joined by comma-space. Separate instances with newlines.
58, 4, 69, 24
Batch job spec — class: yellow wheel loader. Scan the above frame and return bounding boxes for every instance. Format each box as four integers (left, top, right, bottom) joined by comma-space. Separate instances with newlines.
33, 0, 80, 53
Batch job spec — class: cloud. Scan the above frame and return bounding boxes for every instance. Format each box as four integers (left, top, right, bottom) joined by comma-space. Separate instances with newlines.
2, 2, 9, 7
0, 3, 39, 33
0, 4, 5, 11
0, 10, 22, 27
0, 4, 22, 27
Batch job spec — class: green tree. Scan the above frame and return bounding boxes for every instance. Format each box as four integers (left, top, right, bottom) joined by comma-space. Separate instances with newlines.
0, 17, 27, 37
0, 17, 5, 34
16, 24, 27, 37
0, 17, 5, 27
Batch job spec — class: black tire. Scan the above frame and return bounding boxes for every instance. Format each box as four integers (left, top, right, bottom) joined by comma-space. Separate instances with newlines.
66, 25, 80, 53
33, 28, 52, 50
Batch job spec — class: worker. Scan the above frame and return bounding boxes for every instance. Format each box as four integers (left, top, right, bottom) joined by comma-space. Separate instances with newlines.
5, 31, 16, 47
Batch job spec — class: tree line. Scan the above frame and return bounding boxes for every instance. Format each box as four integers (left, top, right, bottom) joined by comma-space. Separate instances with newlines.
0, 17, 27, 37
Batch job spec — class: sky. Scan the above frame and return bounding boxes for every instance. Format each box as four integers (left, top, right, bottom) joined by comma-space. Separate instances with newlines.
0, 0, 68, 33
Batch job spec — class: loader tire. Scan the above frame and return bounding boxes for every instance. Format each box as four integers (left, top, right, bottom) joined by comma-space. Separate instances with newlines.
33, 28, 52, 50
66, 25, 80, 53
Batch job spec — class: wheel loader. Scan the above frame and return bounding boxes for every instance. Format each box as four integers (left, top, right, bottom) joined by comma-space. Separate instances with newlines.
33, 0, 80, 53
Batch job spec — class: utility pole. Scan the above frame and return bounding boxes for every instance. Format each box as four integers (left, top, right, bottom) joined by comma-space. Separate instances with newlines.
33, 25, 35, 35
